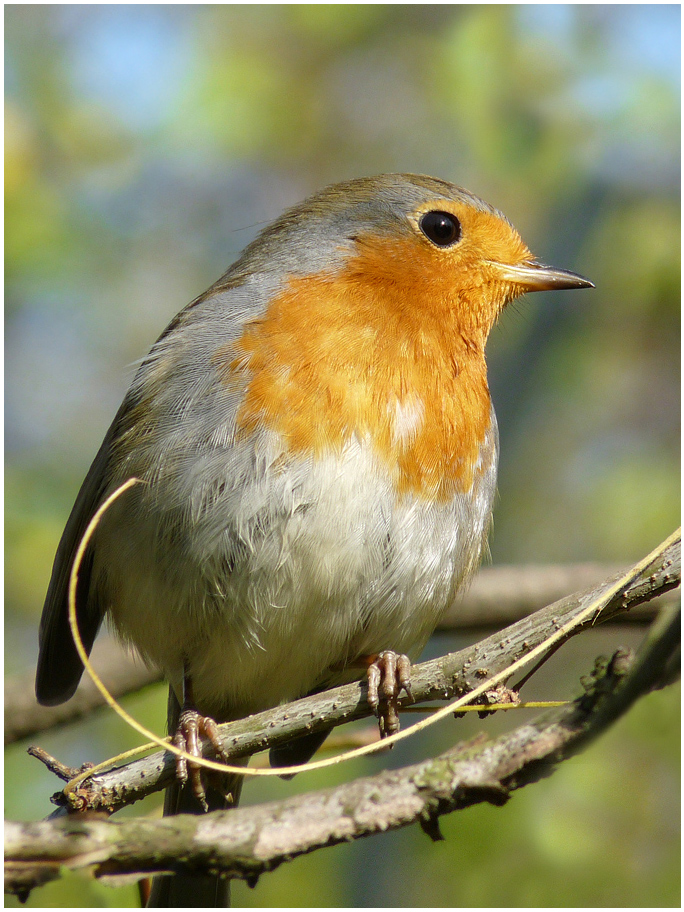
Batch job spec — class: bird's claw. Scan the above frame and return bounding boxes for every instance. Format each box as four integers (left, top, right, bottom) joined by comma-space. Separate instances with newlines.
173, 708, 227, 812
366, 650, 413, 738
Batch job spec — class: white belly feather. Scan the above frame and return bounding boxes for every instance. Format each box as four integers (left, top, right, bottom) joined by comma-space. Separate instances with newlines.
96, 417, 498, 721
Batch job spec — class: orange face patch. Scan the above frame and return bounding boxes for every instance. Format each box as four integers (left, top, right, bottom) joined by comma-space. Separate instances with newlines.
223, 215, 528, 502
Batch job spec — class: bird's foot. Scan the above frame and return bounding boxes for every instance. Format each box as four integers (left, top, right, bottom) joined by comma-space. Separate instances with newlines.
172, 708, 228, 811
365, 650, 414, 738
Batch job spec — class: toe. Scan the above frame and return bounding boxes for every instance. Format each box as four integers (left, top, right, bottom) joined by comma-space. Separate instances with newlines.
364, 651, 413, 738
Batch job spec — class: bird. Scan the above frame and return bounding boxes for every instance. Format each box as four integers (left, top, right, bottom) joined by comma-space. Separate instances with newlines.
35, 173, 593, 906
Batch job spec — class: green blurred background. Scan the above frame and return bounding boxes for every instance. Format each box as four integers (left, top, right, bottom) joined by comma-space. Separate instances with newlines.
5, 5, 680, 907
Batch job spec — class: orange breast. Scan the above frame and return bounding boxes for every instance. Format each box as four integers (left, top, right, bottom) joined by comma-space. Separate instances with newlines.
223, 235, 495, 502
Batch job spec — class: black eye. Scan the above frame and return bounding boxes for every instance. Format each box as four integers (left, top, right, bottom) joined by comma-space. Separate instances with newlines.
419, 210, 461, 247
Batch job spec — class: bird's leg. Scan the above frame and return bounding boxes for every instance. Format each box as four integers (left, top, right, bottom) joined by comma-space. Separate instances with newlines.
364, 651, 414, 737
173, 665, 229, 812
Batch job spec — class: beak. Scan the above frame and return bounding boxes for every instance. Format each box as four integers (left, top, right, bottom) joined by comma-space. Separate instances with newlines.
492, 261, 594, 292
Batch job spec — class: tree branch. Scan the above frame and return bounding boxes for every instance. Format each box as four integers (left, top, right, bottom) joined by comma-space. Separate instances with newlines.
4, 637, 155, 747
6, 598, 679, 899
31, 531, 680, 816
8, 562, 674, 746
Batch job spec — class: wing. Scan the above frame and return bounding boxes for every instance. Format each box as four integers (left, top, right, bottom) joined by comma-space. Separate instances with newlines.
34, 277, 264, 707
35, 415, 121, 706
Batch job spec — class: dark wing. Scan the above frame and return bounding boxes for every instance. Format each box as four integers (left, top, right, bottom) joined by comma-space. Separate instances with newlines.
35, 424, 116, 706
35, 277, 261, 708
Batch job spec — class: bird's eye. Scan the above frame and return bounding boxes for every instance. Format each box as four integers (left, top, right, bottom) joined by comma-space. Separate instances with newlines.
419, 210, 461, 247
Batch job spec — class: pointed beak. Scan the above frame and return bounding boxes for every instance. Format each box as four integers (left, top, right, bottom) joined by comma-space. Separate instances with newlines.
492, 261, 594, 292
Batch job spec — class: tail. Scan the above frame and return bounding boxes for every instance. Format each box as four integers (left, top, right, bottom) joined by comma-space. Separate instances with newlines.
146, 688, 243, 908
147, 688, 331, 906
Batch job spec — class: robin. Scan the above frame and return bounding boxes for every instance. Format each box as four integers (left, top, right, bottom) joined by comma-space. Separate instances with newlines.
35, 173, 592, 906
